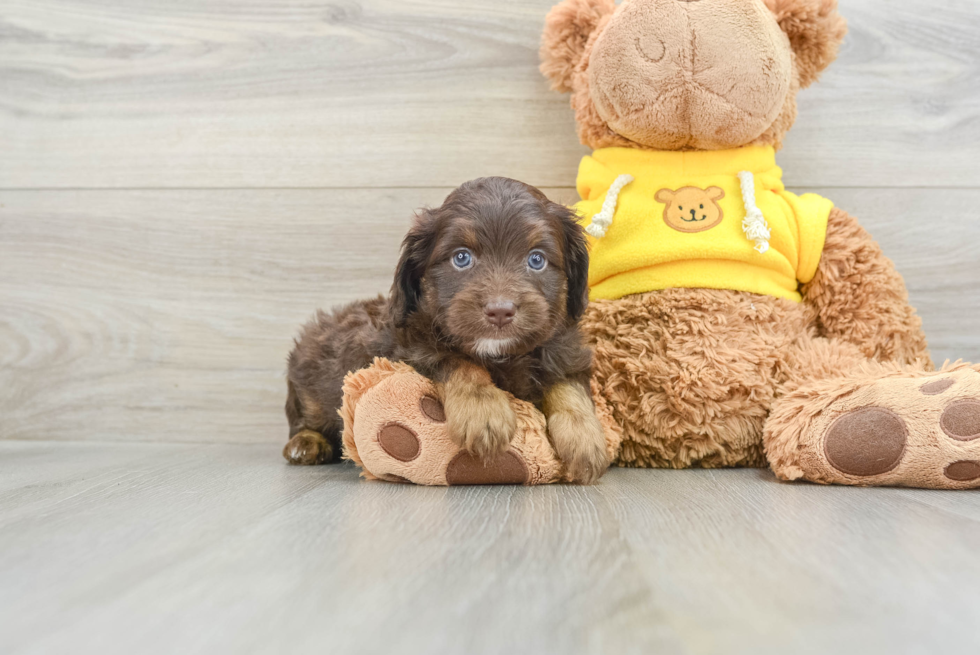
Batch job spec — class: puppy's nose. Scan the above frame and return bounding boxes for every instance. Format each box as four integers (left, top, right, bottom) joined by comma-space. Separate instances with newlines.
484, 301, 516, 328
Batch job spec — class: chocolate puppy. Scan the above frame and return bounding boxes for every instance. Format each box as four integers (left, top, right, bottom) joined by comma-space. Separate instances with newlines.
284, 177, 609, 483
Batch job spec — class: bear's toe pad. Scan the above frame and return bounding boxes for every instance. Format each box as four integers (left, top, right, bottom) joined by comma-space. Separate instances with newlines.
790, 364, 980, 488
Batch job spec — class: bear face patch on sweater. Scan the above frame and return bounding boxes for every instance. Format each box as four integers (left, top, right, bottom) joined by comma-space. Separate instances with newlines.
655, 186, 726, 234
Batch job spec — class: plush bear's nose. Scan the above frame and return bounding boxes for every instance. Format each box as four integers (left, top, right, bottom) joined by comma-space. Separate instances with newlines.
485, 301, 516, 328
690, 208, 698, 219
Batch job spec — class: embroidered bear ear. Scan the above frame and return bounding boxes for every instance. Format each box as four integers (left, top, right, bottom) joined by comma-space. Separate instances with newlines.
705, 187, 726, 201
654, 188, 676, 204
540, 0, 616, 93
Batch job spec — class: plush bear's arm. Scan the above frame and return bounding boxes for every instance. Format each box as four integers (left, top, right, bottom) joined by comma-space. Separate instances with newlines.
801, 207, 932, 367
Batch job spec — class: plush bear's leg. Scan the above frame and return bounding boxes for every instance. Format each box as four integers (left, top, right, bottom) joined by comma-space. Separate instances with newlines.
339, 359, 616, 485
339, 360, 621, 485
767, 338, 980, 488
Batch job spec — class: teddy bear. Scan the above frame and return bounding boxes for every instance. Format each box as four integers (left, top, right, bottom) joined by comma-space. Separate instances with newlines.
539, 0, 980, 487
339, 0, 980, 488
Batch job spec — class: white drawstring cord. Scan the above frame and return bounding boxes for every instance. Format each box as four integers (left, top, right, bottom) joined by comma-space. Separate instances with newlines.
585, 174, 633, 238
738, 171, 770, 254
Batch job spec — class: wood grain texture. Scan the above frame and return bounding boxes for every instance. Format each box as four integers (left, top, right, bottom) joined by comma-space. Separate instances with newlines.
0, 187, 430, 443
1, 0, 978, 189
2, 186, 978, 444
3, 1, 979, 651
2, 441, 980, 654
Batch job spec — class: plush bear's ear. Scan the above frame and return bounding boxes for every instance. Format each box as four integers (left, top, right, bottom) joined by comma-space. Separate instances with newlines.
654, 189, 676, 204
764, 0, 848, 88
540, 0, 616, 93
706, 187, 726, 201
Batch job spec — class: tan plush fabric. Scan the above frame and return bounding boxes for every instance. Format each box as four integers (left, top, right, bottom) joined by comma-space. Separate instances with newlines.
540, 0, 616, 94
340, 358, 621, 486
766, 362, 980, 489
586, 288, 804, 469
540, 0, 847, 151
763, 0, 849, 89
536, 0, 980, 490
588, 0, 793, 150
802, 209, 932, 365
582, 208, 942, 477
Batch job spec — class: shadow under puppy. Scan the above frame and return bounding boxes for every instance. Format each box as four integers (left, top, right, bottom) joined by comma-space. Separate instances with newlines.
284, 177, 610, 483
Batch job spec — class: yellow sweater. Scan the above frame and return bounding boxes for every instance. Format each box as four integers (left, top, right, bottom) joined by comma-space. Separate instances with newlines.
575, 146, 834, 303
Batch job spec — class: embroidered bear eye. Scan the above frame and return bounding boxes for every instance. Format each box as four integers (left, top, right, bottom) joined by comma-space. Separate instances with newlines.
452, 249, 473, 269
700, 204, 704, 209
527, 250, 547, 271
678, 206, 683, 211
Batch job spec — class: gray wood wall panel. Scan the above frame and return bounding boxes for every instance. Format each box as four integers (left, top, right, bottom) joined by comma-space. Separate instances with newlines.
1, 0, 978, 189
2, 0, 979, 445
2, 187, 977, 444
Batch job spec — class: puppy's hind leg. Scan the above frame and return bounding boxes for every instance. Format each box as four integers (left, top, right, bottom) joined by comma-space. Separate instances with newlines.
283, 296, 391, 465
283, 380, 342, 466
284, 430, 334, 466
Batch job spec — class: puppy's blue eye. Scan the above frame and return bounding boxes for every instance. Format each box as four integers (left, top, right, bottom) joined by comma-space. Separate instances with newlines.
452, 249, 473, 269
527, 250, 547, 271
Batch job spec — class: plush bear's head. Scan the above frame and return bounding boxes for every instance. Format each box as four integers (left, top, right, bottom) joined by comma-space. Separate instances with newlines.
540, 0, 847, 151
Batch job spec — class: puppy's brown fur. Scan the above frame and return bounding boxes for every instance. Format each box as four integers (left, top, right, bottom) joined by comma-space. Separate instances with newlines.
284, 177, 610, 483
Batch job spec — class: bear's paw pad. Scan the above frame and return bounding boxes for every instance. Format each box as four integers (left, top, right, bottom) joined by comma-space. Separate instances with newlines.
824, 407, 907, 477
800, 365, 980, 488
944, 460, 980, 482
377, 424, 421, 462
445, 450, 529, 485
940, 400, 980, 441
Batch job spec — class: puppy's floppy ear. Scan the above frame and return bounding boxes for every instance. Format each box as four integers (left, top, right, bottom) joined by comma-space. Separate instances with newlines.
390, 210, 438, 327
540, 0, 616, 93
764, 0, 847, 88
552, 202, 590, 321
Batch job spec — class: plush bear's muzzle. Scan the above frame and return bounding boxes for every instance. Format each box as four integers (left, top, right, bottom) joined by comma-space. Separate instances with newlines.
588, 0, 793, 149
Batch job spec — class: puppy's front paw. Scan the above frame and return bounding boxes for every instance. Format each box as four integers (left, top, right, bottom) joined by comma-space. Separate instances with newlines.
445, 385, 518, 460
548, 411, 610, 485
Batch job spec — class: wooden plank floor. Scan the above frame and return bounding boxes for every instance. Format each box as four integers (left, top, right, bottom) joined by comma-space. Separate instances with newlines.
3, 441, 980, 655
3, 0, 980, 652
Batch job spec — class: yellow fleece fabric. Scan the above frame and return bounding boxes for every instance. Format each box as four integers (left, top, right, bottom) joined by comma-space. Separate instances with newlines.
576, 146, 834, 302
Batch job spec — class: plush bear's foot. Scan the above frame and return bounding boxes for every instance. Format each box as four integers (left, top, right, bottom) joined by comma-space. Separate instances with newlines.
339, 359, 565, 486
767, 362, 980, 488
